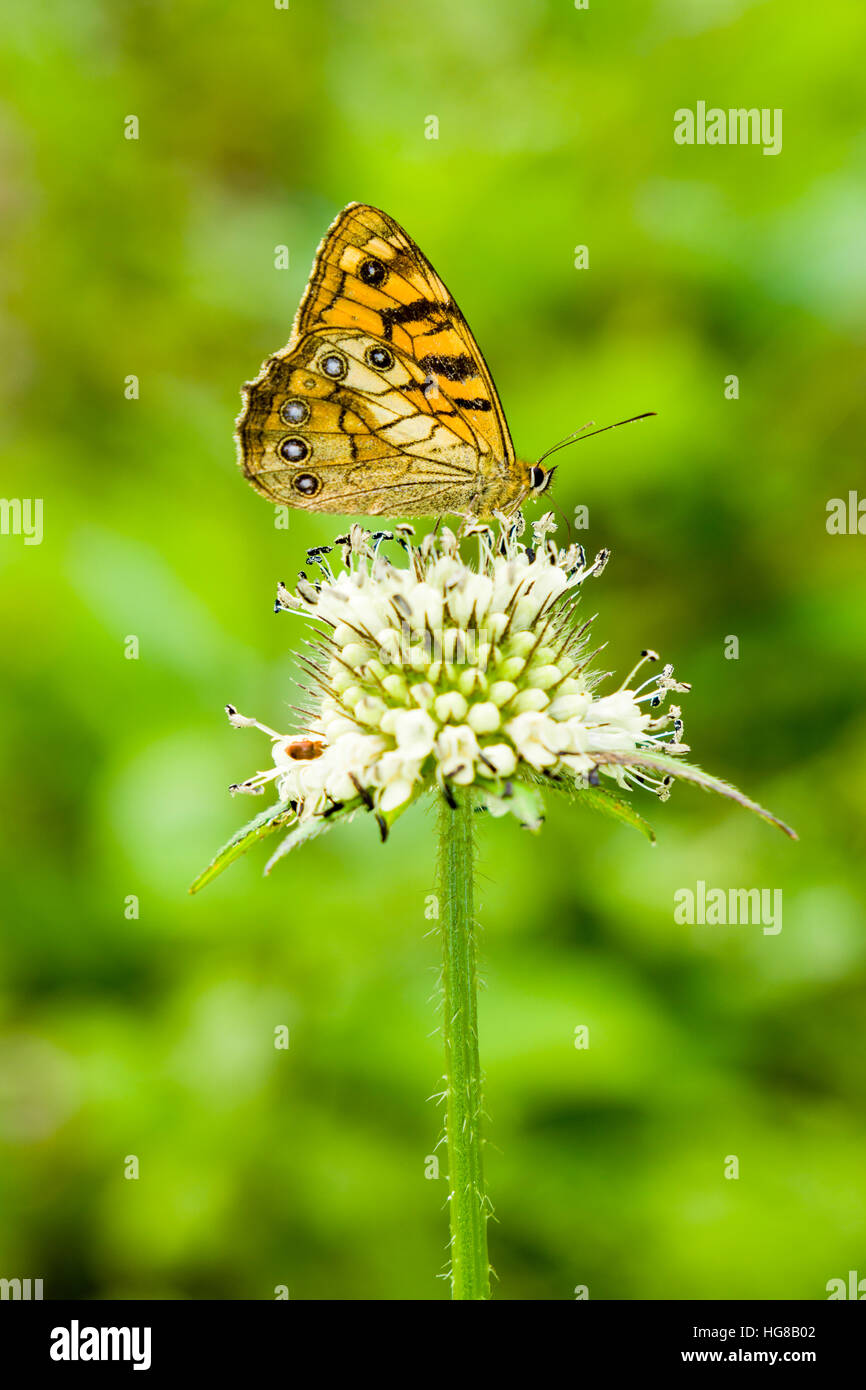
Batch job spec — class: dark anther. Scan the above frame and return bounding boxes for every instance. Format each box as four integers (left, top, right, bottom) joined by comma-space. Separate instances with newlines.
441, 782, 457, 810
376, 813, 389, 841
349, 774, 374, 809
588, 767, 600, 786
392, 593, 411, 618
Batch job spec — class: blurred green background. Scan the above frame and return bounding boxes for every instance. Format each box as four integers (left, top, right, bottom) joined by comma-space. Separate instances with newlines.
2, 0, 865, 1300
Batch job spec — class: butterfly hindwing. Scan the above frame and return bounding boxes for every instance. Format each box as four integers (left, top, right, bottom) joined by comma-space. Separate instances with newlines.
238, 329, 487, 515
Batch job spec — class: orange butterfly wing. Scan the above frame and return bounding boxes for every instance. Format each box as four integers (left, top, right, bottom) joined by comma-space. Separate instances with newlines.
236, 204, 532, 516
291, 203, 516, 469
238, 327, 489, 516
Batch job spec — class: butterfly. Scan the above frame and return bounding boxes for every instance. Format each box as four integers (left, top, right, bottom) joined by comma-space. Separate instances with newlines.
236, 202, 553, 519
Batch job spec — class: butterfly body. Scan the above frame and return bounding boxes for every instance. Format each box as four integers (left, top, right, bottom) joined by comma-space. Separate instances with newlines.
237, 203, 546, 518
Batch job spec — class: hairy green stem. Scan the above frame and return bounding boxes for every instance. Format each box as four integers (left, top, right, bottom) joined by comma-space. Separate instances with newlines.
437, 788, 490, 1300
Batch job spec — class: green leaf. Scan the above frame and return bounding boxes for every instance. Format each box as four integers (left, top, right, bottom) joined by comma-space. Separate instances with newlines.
192, 782, 420, 891
189, 799, 293, 894
265, 789, 419, 873
572, 782, 657, 843
264, 803, 357, 874
592, 751, 798, 840
534, 770, 656, 842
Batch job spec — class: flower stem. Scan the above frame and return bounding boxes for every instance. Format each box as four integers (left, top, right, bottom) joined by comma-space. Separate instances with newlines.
437, 787, 490, 1300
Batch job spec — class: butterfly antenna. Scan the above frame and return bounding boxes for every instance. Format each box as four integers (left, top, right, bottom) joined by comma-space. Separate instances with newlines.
538, 412, 656, 465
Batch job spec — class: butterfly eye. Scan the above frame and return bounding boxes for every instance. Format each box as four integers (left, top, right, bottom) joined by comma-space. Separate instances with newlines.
279, 437, 310, 463
359, 257, 386, 286
293, 473, 322, 496
529, 465, 552, 493
320, 352, 348, 380
280, 398, 310, 426
365, 345, 394, 371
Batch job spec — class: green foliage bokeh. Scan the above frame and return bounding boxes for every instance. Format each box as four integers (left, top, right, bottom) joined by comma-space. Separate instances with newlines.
1, 0, 865, 1299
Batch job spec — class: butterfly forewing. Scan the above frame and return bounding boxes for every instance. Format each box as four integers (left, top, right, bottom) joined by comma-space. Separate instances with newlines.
237, 203, 530, 516
293, 204, 515, 460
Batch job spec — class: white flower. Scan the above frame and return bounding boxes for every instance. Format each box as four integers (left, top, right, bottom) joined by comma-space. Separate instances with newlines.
371, 750, 424, 812
505, 711, 561, 769
477, 743, 518, 778
225, 517, 690, 830
585, 690, 648, 732
435, 724, 480, 784
391, 709, 437, 759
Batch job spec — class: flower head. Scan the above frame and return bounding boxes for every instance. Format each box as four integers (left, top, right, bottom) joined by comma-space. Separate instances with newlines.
228, 517, 692, 830
191, 515, 795, 889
